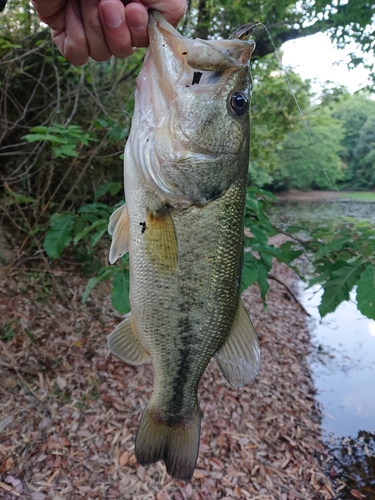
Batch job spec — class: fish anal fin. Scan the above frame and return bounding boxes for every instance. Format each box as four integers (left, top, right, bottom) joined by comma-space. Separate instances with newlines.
109, 204, 129, 264
214, 299, 260, 388
144, 207, 178, 273
107, 313, 149, 365
135, 405, 200, 481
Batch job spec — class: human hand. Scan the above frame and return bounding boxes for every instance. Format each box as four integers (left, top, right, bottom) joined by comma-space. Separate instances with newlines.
32, 0, 186, 65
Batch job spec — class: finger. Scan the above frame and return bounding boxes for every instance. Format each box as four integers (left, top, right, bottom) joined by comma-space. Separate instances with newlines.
124, 3, 148, 47
143, 0, 186, 28
80, 0, 112, 61
51, 0, 90, 65
99, 0, 135, 58
31, 0, 66, 22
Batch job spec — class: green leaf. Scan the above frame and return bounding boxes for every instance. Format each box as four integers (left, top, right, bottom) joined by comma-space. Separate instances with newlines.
356, 266, 375, 320
78, 203, 112, 215
257, 262, 270, 301
53, 144, 78, 158
319, 261, 364, 317
94, 182, 123, 201
278, 241, 303, 263
73, 219, 107, 245
23, 133, 65, 144
251, 226, 268, 245
44, 213, 75, 259
90, 226, 107, 247
241, 252, 259, 292
111, 269, 130, 314
315, 237, 348, 258
82, 267, 116, 303
107, 126, 127, 142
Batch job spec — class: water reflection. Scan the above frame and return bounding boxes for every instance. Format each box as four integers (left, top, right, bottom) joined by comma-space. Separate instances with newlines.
328, 431, 375, 498
299, 283, 375, 438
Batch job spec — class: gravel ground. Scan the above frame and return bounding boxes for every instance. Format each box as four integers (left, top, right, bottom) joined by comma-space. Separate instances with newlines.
0, 257, 337, 499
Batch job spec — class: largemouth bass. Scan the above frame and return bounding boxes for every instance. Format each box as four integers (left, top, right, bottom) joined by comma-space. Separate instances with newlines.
108, 10, 260, 481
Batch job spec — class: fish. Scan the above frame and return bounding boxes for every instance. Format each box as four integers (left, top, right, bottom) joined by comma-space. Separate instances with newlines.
108, 10, 260, 481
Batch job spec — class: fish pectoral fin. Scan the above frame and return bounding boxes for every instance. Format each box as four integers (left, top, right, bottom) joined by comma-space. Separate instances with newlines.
107, 313, 150, 365
108, 204, 129, 264
214, 299, 261, 388
145, 207, 178, 273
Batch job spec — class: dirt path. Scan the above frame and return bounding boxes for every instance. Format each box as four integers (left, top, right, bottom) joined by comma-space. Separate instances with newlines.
0, 257, 336, 499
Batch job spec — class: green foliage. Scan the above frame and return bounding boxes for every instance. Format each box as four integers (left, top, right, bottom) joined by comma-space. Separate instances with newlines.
331, 94, 375, 188
307, 0, 375, 79
293, 219, 375, 320
241, 187, 303, 300
356, 267, 375, 319
249, 58, 311, 185
43, 184, 129, 313
81, 258, 131, 315
23, 125, 95, 158
353, 115, 375, 188
44, 213, 75, 259
270, 110, 345, 191
0, 321, 16, 342
0, 14, 142, 244
111, 267, 131, 314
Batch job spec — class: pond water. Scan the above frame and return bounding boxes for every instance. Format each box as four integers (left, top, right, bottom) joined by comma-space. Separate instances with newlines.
277, 199, 375, 438
299, 283, 375, 438
277, 199, 375, 495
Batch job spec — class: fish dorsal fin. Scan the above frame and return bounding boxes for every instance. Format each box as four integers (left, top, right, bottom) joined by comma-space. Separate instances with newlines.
144, 207, 178, 274
214, 299, 260, 387
108, 313, 150, 365
108, 204, 129, 264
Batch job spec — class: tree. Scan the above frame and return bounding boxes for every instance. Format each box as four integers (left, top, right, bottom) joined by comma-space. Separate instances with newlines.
269, 110, 345, 191
185, 0, 375, 79
353, 115, 375, 188
248, 56, 311, 186
332, 94, 375, 188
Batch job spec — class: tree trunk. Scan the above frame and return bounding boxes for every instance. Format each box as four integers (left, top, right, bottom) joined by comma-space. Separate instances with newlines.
194, 0, 210, 40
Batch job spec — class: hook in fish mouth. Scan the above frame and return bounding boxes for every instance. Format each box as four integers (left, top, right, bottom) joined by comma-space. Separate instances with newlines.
229, 22, 260, 40
147, 9, 255, 94
0, 0, 8, 13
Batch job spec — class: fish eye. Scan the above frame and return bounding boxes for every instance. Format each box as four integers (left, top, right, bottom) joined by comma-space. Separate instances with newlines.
229, 91, 248, 116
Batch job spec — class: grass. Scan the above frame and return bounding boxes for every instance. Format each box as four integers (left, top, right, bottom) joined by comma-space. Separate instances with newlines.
338, 192, 375, 202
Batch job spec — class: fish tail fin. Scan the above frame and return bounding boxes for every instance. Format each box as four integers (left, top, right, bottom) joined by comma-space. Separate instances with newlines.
135, 405, 201, 481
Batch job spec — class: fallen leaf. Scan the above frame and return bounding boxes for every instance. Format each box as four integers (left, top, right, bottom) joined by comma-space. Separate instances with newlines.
350, 490, 364, 499
119, 451, 129, 466
2, 457, 14, 472
56, 376, 67, 390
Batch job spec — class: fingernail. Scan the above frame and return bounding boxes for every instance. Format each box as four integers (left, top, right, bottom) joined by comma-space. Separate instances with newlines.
102, 2, 123, 28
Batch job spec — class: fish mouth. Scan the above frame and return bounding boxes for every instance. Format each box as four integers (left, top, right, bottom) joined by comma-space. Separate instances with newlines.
131, 11, 255, 205
148, 9, 255, 94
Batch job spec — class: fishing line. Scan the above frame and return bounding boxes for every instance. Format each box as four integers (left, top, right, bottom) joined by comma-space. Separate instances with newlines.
253, 23, 370, 267
256, 23, 336, 192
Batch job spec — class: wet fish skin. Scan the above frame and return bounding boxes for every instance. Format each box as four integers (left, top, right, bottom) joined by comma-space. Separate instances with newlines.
108, 10, 260, 481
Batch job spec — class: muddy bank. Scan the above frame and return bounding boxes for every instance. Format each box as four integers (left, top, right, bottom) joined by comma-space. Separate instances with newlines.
275, 190, 340, 202
0, 257, 336, 499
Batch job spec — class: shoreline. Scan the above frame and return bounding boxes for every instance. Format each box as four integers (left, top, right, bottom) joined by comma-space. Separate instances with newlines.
0, 258, 336, 499
275, 189, 375, 202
